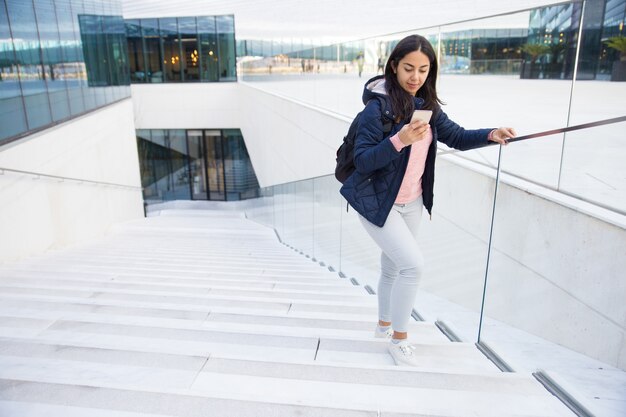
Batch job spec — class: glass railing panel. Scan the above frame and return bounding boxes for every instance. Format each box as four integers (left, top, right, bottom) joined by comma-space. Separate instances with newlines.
568, 60, 626, 125
338, 198, 380, 284
480, 122, 626, 415
273, 183, 288, 242
281, 181, 300, 247
436, 9, 574, 190
246, 187, 275, 229
558, 121, 626, 212
561, 1, 626, 210
312, 175, 343, 271
412, 156, 497, 339
497, 131, 566, 188
288, 179, 315, 257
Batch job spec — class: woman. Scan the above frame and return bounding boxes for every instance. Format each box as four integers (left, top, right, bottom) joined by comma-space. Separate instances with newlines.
339, 35, 515, 366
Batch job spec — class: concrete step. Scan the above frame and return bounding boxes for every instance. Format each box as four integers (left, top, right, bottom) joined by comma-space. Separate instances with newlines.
0, 356, 570, 417
39, 253, 325, 267
0, 290, 379, 322
0, 297, 419, 332
0, 380, 385, 417
0, 267, 344, 284
0, 286, 292, 313
0, 300, 445, 341
0, 270, 359, 292
0, 400, 181, 417
1, 262, 328, 277
0, 337, 549, 394
0, 312, 496, 374
0, 209, 575, 417
0, 276, 368, 299
189, 370, 569, 416
13, 253, 327, 269
0, 283, 374, 310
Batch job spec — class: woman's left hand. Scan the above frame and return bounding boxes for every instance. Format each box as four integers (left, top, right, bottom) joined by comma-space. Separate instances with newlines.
488, 127, 517, 146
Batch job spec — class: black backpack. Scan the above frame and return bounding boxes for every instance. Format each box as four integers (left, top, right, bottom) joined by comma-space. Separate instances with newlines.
335, 97, 394, 183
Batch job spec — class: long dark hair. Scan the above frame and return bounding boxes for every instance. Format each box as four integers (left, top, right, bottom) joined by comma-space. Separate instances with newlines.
384, 34, 442, 122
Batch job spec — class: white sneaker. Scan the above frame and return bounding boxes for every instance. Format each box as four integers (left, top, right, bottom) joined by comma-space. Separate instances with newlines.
388, 340, 419, 366
374, 326, 393, 339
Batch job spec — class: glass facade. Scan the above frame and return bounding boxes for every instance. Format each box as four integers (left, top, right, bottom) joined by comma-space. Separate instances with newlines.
136, 129, 259, 203
238, 0, 625, 81
0, 0, 130, 145
124, 15, 237, 83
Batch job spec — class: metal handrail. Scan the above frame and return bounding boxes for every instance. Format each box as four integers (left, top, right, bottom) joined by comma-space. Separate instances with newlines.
432, 115, 626, 159
0, 167, 142, 190
435, 115, 626, 216
506, 115, 626, 144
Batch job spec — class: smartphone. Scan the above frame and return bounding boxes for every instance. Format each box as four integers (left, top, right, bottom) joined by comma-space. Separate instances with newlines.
410, 110, 432, 124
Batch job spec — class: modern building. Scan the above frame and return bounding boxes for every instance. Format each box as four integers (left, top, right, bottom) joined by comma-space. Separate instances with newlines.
0, 0, 625, 416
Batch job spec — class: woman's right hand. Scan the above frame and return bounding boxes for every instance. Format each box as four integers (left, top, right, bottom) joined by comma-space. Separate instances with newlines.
398, 120, 430, 146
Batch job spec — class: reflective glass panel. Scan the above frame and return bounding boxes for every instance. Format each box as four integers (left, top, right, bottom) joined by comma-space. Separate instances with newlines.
560, 121, 626, 212
197, 16, 218, 82
563, 0, 625, 209
0, 1, 28, 140
216, 15, 236, 81
126, 19, 145, 82
7, 0, 53, 130
187, 130, 207, 199
439, 11, 573, 189
178, 17, 199, 82
107, 15, 130, 90
78, 3, 105, 107
34, 0, 70, 122
141, 18, 163, 83
567, 2, 626, 121
166, 129, 191, 200
222, 129, 260, 200
205, 129, 225, 200
597, 0, 626, 79
136, 129, 159, 201
159, 18, 181, 82
71, 0, 96, 111
56, 0, 85, 116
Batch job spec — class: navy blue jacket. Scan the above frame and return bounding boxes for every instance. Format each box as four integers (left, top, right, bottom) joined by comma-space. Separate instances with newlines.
340, 75, 493, 227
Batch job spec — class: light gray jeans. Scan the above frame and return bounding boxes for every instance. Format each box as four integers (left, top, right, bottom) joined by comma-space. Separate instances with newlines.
358, 196, 424, 333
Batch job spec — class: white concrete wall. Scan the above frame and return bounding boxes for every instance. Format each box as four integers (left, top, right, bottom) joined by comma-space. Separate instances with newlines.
237, 84, 349, 187
0, 99, 144, 263
131, 83, 242, 130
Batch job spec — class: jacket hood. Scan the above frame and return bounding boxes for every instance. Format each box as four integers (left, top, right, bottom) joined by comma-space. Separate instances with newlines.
362, 75, 426, 115
362, 75, 387, 105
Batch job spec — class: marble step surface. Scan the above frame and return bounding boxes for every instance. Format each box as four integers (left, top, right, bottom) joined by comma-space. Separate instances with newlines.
0, 209, 573, 417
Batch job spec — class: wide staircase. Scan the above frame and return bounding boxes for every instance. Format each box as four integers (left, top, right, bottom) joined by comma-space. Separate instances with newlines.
0, 208, 573, 416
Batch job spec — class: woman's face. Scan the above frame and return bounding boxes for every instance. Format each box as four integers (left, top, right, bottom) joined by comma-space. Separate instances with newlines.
393, 50, 430, 95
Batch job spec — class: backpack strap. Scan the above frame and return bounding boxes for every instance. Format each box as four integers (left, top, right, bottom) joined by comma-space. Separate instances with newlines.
373, 96, 394, 135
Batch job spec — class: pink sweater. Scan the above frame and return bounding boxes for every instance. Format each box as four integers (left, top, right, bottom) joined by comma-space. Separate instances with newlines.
390, 129, 433, 204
